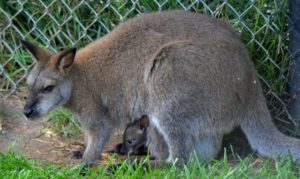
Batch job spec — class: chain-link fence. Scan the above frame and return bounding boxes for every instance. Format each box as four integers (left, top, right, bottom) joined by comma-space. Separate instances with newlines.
0, 1, 296, 132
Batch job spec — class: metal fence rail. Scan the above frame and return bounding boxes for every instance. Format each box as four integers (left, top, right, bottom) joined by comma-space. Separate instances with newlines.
0, 1, 295, 130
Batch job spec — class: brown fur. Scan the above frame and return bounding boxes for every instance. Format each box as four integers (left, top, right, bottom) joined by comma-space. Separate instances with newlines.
22, 10, 300, 167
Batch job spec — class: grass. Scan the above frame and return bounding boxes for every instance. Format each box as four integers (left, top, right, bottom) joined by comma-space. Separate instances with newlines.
1, 150, 300, 178
46, 108, 80, 140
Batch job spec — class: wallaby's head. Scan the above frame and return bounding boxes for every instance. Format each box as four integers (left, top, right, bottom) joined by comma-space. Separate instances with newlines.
21, 40, 76, 119
121, 115, 149, 155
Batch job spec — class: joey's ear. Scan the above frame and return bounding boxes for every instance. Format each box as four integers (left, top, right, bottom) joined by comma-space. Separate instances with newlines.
56, 48, 76, 71
21, 40, 51, 61
139, 116, 149, 129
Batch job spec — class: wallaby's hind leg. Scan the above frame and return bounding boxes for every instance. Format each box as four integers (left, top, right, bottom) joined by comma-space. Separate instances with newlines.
240, 92, 300, 160
147, 125, 169, 160
150, 116, 195, 163
150, 115, 223, 163
194, 134, 223, 161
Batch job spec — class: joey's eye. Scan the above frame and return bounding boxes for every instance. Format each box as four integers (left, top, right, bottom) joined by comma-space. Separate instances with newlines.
126, 139, 134, 144
43, 85, 54, 93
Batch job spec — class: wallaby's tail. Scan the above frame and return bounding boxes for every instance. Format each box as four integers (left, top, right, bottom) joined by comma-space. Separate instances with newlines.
240, 93, 300, 160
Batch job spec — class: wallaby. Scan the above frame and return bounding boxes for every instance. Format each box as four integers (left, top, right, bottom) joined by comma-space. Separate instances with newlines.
110, 115, 168, 159
22, 10, 300, 167
109, 115, 149, 156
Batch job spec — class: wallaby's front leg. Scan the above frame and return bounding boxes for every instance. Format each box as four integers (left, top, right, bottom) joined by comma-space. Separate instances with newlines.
81, 118, 112, 167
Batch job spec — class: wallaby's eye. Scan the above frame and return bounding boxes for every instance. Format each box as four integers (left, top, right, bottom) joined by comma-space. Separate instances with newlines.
43, 85, 54, 93
126, 139, 134, 144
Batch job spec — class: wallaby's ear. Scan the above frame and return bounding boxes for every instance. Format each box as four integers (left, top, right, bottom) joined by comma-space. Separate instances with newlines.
139, 116, 149, 129
21, 39, 51, 61
56, 48, 76, 71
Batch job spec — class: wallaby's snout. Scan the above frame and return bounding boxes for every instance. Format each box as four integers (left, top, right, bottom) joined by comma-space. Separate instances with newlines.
23, 97, 37, 118
23, 93, 42, 119
23, 104, 34, 118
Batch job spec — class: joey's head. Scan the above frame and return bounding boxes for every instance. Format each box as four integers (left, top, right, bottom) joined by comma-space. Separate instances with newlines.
121, 115, 149, 155
21, 40, 76, 119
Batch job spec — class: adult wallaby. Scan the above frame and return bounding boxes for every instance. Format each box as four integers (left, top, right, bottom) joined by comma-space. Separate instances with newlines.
22, 10, 300, 167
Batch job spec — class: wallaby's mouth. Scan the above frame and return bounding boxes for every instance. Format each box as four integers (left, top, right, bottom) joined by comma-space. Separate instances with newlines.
24, 111, 41, 120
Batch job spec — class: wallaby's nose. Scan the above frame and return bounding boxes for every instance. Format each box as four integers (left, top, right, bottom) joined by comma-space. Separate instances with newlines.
126, 139, 133, 144
23, 106, 33, 117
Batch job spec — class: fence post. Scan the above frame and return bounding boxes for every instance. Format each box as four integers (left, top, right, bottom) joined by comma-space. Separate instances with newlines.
289, 0, 300, 125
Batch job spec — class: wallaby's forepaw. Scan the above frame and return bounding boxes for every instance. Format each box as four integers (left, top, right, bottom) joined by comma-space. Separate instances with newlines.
134, 145, 149, 156
107, 143, 123, 154
72, 150, 84, 159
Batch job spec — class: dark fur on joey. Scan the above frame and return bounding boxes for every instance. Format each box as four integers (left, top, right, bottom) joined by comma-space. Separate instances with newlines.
109, 116, 150, 156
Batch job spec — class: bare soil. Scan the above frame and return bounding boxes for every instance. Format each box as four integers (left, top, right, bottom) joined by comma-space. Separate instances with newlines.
0, 92, 254, 168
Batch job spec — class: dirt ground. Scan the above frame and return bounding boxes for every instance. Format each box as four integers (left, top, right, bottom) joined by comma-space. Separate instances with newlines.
0, 92, 255, 168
